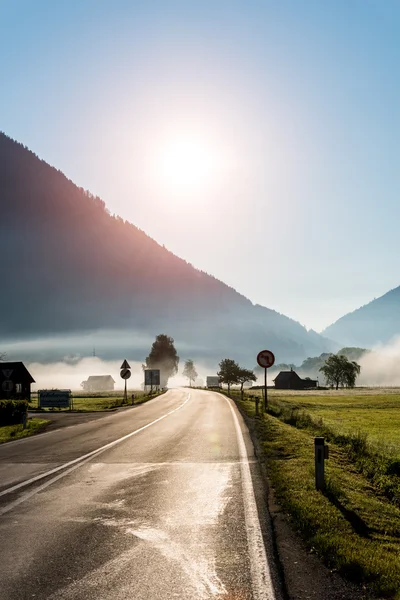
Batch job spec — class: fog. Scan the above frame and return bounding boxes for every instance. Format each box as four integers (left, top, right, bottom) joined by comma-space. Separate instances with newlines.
358, 337, 400, 387
27, 357, 215, 392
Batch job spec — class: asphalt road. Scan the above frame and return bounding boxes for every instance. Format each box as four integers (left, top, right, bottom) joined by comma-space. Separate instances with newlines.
0, 389, 282, 600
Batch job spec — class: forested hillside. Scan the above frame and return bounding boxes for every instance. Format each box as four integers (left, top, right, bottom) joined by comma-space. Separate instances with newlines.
323, 288, 400, 347
0, 132, 333, 363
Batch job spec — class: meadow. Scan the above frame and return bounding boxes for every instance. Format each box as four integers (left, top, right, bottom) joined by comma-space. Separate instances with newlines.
29, 389, 161, 412
262, 388, 400, 452
233, 387, 400, 598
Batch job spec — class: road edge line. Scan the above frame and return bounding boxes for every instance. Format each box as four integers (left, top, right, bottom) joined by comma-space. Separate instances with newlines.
222, 394, 276, 600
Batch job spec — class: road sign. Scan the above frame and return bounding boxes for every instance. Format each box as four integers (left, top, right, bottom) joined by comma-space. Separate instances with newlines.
257, 350, 275, 369
120, 368, 131, 380
144, 369, 160, 386
1, 369, 13, 378
120, 359, 131, 370
206, 376, 220, 388
39, 390, 71, 409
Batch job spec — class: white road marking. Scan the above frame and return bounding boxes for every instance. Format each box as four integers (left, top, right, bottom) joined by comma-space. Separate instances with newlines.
0, 394, 191, 515
222, 394, 276, 600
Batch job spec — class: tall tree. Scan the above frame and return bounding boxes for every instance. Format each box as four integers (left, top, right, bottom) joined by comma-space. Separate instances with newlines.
145, 334, 179, 387
237, 368, 257, 399
218, 358, 240, 395
319, 354, 361, 390
182, 359, 198, 387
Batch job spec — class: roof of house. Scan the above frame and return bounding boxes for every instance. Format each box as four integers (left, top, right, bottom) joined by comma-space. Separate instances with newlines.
86, 375, 115, 383
0, 362, 35, 383
273, 370, 303, 383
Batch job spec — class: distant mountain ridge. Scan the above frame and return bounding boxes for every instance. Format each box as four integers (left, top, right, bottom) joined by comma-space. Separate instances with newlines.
0, 132, 333, 364
322, 287, 400, 347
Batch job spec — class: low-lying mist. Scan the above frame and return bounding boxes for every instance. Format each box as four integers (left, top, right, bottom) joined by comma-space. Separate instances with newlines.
28, 357, 212, 392
358, 336, 400, 387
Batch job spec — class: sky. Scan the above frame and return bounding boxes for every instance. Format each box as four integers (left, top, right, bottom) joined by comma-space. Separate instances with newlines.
1, 0, 399, 332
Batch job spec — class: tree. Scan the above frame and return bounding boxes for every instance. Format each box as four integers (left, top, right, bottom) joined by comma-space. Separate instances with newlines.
0, 352, 6, 361
144, 334, 179, 387
319, 354, 361, 390
237, 368, 257, 399
182, 359, 198, 387
217, 359, 240, 395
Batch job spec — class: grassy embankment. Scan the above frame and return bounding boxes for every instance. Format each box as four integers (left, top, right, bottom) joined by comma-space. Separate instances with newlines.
232, 388, 400, 598
29, 389, 164, 412
0, 418, 50, 444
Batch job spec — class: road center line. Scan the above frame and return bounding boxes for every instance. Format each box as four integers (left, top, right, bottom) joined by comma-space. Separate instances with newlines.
0, 394, 191, 506
223, 394, 276, 600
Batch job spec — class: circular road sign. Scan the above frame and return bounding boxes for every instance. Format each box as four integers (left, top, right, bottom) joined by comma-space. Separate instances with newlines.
257, 350, 275, 369
120, 369, 131, 380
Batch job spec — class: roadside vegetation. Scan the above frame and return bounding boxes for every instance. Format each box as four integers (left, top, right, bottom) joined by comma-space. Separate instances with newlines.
29, 389, 164, 412
0, 418, 50, 444
229, 388, 400, 598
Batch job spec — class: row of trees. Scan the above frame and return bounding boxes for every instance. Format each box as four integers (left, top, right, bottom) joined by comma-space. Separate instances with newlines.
217, 359, 256, 398
143, 335, 362, 391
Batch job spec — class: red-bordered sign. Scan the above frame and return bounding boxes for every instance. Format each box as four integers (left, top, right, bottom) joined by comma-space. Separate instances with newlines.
257, 350, 275, 369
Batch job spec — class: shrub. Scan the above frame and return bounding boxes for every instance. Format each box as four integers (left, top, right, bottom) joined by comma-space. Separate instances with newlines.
0, 400, 28, 426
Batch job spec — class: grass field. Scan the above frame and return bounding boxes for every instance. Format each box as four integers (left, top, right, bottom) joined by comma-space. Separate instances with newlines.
29, 389, 163, 412
250, 388, 400, 452
0, 418, 50, 444
232, 388, 400, 598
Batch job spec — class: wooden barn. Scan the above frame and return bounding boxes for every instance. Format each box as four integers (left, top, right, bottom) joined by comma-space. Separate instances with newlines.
274, 370, 317, 390
0, 362, 35, 401
81, 375, 115, 393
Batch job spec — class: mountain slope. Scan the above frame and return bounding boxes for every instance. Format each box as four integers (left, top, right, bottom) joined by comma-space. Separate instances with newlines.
0, 132, 333, 364
322, 287, 400, 346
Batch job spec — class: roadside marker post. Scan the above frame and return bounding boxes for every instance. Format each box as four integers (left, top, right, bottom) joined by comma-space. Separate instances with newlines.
314, 437, 329, 490
256, 350, 275, 412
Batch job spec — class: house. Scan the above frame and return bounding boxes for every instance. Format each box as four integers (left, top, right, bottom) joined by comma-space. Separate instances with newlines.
0, 362, 35, 401
274, 370, 318, 390
81, 375, 115, 393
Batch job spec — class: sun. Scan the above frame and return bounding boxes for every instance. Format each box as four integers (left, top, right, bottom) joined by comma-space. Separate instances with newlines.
158, 134, 221, 192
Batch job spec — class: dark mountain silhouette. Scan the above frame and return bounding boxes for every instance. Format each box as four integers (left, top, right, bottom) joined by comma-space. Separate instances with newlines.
322, 287, 400, 347
0, 132, 333, 364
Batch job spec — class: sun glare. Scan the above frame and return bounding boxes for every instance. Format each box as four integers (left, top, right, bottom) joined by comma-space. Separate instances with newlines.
158, 134, 221, 192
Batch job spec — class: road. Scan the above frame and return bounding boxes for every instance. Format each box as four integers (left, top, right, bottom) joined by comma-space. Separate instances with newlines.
0, 389, 282, 600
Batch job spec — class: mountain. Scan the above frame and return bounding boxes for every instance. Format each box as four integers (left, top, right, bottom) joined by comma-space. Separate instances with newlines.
0, 132, 333, 365
322, 288, 400, 347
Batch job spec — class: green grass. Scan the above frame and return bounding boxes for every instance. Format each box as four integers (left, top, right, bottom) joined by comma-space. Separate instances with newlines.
233, 390, 400, 598
0, 418, 50, 444
29, 389, 164, 412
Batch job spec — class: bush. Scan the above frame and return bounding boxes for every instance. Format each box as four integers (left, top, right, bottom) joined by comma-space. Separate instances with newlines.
0, 400, 28, 426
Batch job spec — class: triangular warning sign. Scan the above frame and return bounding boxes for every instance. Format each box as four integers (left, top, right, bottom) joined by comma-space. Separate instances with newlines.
2, 369, 13, 378
120, 359, 131, 370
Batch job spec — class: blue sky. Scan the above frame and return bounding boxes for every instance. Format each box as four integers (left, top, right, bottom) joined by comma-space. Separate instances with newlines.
1, 0, 399, 331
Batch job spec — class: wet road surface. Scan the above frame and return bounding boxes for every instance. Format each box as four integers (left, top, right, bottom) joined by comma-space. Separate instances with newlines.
0, 389, 281, 600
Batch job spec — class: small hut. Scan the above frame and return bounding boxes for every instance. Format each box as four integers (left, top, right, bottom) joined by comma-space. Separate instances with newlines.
0, 362, 35, 401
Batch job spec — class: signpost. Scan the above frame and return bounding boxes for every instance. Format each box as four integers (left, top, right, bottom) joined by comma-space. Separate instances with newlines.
120, 360, 131, 403
257, 350, 275, 412
144, 369, 160, 394
206, 376, 220, 388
